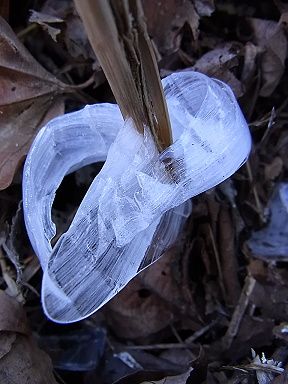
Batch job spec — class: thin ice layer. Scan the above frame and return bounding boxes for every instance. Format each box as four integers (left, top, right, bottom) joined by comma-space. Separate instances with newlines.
23, 71, 251, 323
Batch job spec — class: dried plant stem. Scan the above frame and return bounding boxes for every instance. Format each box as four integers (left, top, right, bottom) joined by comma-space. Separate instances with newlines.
222, 275, 256, 349
74, 0, 172, 151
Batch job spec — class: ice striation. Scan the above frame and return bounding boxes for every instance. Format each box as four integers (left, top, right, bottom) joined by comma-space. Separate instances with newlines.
23, 71, 251, 323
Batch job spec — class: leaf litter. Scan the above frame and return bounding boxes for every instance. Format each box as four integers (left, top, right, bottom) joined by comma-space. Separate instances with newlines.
1, 0, 288, 383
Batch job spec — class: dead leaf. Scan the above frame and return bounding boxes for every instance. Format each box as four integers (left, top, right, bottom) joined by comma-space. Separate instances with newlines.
140, 367, 192, 384
264, 157, 283, 181
105, 248, 196, 339
241, 42, 263, 86
29, 10, 64, 42
0, 334, 58, 384
104, 275, 173, 339
272, 371, 288, 384
143, 0, 214, 55
140, 248, 195, 315
41, 0, 96, 60
249, 17, 287, 97
105, 349, 189, 384
0, 290, 57, 384
193, 42, 244, 97
64, 13, 96, 59
0, 290, 29, 334
0, 16, 70, 190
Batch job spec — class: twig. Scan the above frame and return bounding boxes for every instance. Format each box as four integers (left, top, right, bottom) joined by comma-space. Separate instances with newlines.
126, 342, 195, 351
74, 0, 172, 151
222, 276, 256, 349
185, 319, 218, 344
208, 225, 227, 301
246, 161, 266, 224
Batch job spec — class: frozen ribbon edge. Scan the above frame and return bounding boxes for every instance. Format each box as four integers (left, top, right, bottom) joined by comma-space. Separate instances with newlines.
23, 71, 251, 323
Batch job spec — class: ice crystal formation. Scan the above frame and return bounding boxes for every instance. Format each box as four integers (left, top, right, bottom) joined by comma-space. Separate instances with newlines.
23, 71, 251, 323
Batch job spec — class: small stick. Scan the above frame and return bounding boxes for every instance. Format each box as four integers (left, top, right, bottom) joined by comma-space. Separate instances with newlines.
74, 0, 172, 152
246, 160, 266, 224
222, 275, 256, 349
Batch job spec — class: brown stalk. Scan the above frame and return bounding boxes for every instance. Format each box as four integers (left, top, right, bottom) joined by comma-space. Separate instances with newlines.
74, 0, 172, 152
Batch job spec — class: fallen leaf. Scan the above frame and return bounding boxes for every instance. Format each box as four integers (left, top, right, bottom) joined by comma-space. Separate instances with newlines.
140, 367, 192, 384
264, 157, 283, 181
0, 16, 71, 190
193, 42, 244, 97
105, 349, 189, 384
0, 334, 58, 384
41, 0, 96, 60
0, 290, 57, 384
241, 42, 263, 86
248, 17, 287, 97
105, 248, 196, 339
143, 0, 214, 55
29, 10, 64, 42
104, 275, 173, 339
0, 290, 29, 334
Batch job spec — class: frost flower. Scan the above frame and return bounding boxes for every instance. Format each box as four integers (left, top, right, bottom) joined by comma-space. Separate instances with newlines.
23, 71, 251, 323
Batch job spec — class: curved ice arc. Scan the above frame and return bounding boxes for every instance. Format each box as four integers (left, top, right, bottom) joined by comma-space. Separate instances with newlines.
23, 101, 190, 323
23, 71, 251, 323
23, 104, 123, 267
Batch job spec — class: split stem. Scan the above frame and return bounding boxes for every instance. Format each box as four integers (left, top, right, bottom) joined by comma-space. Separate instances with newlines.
74, 0, 172, 152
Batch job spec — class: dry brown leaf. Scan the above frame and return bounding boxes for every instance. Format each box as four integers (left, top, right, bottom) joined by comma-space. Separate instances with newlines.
0, 16, 71, 190
143, 0, 214, 55
29, 10, 63, 42
105, 276, 173, 339
0, 290, 57, 384
41, 0, 96, 60
140, 368, 192, 384
0, 334, 58, 384
0, 290, 29, 334
140, 248, 194, 314
241, 42, 263, 86
193, 42, 244, 98
249, 17, 287, 97
264, 157, 283, 181
105, 248, 195, 339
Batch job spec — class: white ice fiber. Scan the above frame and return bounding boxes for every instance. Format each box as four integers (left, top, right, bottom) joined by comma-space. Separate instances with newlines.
23, 71, 251, 323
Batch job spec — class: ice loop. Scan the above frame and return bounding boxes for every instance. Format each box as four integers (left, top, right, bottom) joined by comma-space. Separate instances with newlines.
23, 71, 251, 323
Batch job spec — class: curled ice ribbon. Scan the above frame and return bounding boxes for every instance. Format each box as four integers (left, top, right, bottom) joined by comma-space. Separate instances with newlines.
23, 71, 251, 323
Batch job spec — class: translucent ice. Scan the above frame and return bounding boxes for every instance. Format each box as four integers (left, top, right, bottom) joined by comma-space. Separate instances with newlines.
23, 71, 251, 323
